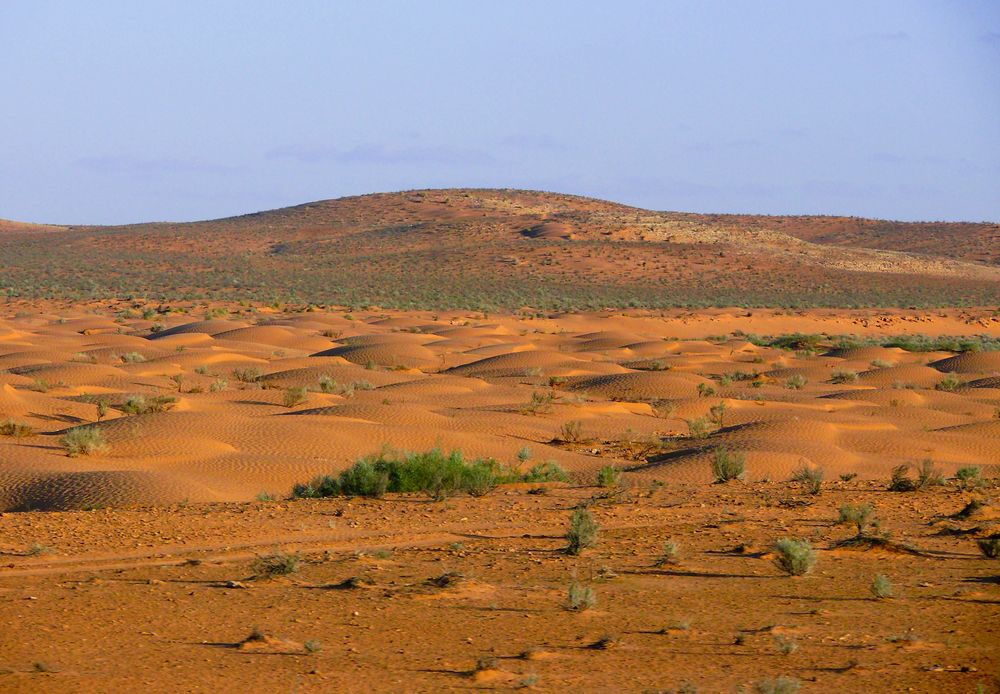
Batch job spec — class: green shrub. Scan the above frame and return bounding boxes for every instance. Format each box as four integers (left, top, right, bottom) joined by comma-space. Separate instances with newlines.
566, 508, 598, 555
62, 426, 106, 457
711, 447, 745, 483
232, 367, 263, 384
521, 461, 570, 483
935, 373, 963, 392
870, 574, 893, 599
955, 466, 983, 490
462, 460, 500, 497
339, 458, 391, 498
697, 382, 716, 398
0, 419, 35, 438
120, 394, 176, 415
283, 386, 309, 408
754, 677, 800, 694
560, 419, 584, 442
784, 374, 807, 390
291, 474, 341, 499
888, 461, 941, 492
596, 465, 621, 488
772, 538, 816, 576
790, 465, 823, 495
838, 503, 876, 536
655, 540, 680, 566
119, 351, 146, 363
687, 417, 711, 439
566, 581, 597, 611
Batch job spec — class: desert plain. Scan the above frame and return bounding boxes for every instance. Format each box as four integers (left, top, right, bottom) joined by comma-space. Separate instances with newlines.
0, 191, 999, 692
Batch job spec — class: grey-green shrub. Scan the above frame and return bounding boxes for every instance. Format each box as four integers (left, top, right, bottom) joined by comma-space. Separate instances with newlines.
566, 508, 598, 555
870, 574, 893, 599
62, 426, 106, 457
772, 538, 816, 576
711, 447, 745, 483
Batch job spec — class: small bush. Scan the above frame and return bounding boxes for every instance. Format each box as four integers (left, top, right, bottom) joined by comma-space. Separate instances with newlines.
0, 419, 35, 438
62, 426, 106, 457
790, 465, 823, 495
651, 399, 676, 419
339, 458, 391, 498
251, 550, 300, 578
521, 390, 555, 415
687, 417, 711, 439
839, 472, 858, 482
772, 538, 816, 576
870, 574, 893, 599
566, 581, 597, 611
696, 382, 716, 398
521, 461, 570, 483
916, 459, 944, 489
708, 401, 728, 429
120, 395, 176, 415
291, 474, 341, 499
462, 460, 499, 497
560, 419, 585, 442
655, 540, 680, 566
566, 508, 598, 555
888, 464, 918, 492
596, 465, 621, 488
711, 447, 745, 483
977, 536, 1000, 559
935, 373, 963, 392
784, 374, 807, 390
232, 367, 263, 384
283, 386, 309, 408
209, 378, 228, 392
830, 369, 859, 384
955, 466, 982, 490
838, 503, 876, 536
119, 351, 146, 363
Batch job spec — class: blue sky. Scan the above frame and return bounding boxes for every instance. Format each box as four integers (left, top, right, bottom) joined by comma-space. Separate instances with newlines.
1, 1, 998, 224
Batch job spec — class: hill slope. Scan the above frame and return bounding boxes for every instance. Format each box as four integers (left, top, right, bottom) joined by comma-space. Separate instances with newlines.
2, 189, 998, 309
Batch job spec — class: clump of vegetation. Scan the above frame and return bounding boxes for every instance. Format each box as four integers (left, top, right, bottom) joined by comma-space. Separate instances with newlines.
650, 399, 676, 419
709, 401, 728, 428
521, 390, 556, 415
62, 426, 106, 457
232, 367, 263, 384
521, 461, 570, 483
283, 386, 309, 408
711, 447, 745, 483
251, 550, 301, 578
655, 540, 680, 567
559, 419, 585, 443
210, 378, 228, 392
596, 465, 621, 488
870, 574, 893, 599
955, 465, 983, 491
935, 373, 964, 392
790, 464, 823, 495
784, 374, 807, 390
291, 448, 519, 501
565, 508, 598, 555
119, 351, 146, 363
889, 460, 944, 492
566, 580, 597, 611
697, 382, 716, 398
0, 418, 35, 438
830, 369, 859, 384
686, 417, 711, 439
838, 503, 877, 536
120, 394, 177, 415
772, 538, 816, 576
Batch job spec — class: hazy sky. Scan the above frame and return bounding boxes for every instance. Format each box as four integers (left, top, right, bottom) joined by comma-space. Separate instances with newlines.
2, 1, 998, 224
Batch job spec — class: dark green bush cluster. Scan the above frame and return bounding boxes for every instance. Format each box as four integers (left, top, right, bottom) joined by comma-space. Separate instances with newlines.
292, 448, 570, 501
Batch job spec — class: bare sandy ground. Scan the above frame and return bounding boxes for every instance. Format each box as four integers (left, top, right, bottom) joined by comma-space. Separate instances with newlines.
0, 302, 998, 691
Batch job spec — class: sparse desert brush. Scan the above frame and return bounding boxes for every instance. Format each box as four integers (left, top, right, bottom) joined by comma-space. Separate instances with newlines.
650, 399, 676, 419
655, 540, 680, 566
687, 416, 711, 439
29, 378, 50, 393
0, 418, 35, 438
283, 386, 309, 408
870, 359, 894, 369
838, 503, 877, 536
790, 464, 823, 495
559, 419, 585, 443
120, 394, 176, 415
977, 536, 1000, 559
772, 538, 816, 576
935, 372, 963, 392
753, 676, 800, 694
566, 580, 597, 611
870, 574, 894, 599
830, 369, 858, 384
565, 508, 598, 555
784, 374, 807, 390
119, 351, 146, 363
708, 401, 727, 428
232, 367, 263, 384
696, 382, 716, 398
521, 461, 570, 483
616, 429, 661, 460
62, 426, 106, 457
209, 378, 228, 392
521, 389, 556, 415
596, 465, 621, 488
251, 550, 300, 578
291, 474, 341, 499
711, 446, 745, 483
955, 465, 983, 490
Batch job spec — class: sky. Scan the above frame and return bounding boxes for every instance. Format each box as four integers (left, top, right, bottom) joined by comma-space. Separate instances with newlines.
1, 1, 998, 225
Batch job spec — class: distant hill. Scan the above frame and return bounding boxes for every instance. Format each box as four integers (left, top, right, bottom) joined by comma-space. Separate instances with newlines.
2, 189, 998, 309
